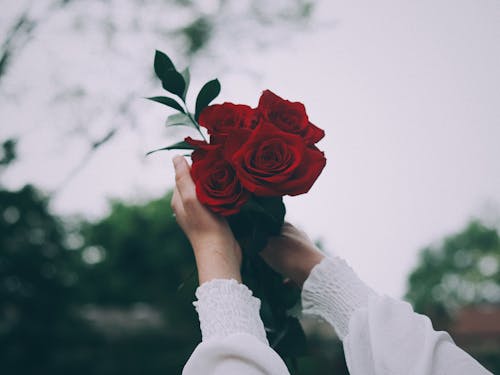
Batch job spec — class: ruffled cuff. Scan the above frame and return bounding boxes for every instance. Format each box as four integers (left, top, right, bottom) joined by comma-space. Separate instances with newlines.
301, 256, 377, 340
193, 279, 268, 344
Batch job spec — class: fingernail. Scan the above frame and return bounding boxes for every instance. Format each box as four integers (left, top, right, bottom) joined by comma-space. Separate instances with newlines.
172, 155, 182, 171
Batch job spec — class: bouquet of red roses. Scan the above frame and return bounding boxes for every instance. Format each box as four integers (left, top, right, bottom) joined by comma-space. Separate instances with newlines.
147, 50, 326, 362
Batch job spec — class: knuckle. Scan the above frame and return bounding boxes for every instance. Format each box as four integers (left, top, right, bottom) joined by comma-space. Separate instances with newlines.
175, 173, 185, 185
170, 198, 177, 210
182, 193, 197, 208
176, 171, 191, 184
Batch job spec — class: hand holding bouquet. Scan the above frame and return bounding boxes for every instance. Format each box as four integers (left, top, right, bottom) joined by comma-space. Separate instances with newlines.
147, 50, 326, 361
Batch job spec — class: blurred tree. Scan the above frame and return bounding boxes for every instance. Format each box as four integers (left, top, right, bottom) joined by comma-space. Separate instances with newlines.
75, 192, 200, 374
405, 220, 500, 372
0, 0, 320, 193
0, 135, 197, 373
0, 184, 98, 375
0, 186, 199, 374
0, 139, 17, 168
0, 0, 317, 82
0, 138, 17, 182
406, 220, 500, 321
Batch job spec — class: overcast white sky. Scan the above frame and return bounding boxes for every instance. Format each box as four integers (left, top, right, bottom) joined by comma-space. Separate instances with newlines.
2, 0, 499, 298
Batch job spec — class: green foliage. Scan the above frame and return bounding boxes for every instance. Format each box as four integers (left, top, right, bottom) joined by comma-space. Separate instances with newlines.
80, 193, 195, 307
0, 187, 201, 374
0, 185, 94, 374
405, 220, 500, 320
148, 49, 219, 154
151, 50, 221, 125
146, 140, 197, 156
0, 184, 351, 374
194, 78, 221, 121
77, 193, 200, 373
154, 50, 186, 99
0, 138, 17, 168
165, 113, 193, 128
405, 220, 500, 373
180, 16, 213, 55
145, 96, 185, 113
229, 196, 286, 255
180, 68, 191, 99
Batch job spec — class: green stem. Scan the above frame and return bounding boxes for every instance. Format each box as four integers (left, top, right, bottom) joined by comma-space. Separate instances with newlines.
182, 100, 207, 142
189, 112, 208, 142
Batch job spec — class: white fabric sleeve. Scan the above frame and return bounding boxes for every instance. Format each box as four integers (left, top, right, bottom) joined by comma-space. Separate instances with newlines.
302, 256, 492, 375
183, 279, 290, 375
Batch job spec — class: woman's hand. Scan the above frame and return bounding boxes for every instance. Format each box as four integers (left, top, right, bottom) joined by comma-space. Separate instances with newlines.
260, 222, 325, 287
171, 155, 242, 284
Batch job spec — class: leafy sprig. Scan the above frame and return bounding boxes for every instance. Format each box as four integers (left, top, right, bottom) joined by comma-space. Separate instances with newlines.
145, 50, 220, 153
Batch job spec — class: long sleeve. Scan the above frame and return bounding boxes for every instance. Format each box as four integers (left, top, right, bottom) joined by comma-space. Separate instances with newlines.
182, 279, 290, 375
301, 256, 492, 375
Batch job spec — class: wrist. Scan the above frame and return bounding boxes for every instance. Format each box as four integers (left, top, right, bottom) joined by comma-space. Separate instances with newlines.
192, 239, 242, 284
196, 258, 242, 284
290, 249, 325, 287
260, 242, 325, 287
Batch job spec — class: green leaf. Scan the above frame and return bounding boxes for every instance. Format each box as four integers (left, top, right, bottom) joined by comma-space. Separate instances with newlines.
181, 68, 190, 100
146, 141, 196, 156
146, 96, 185, 113
162, 72, 186, 98
165, 113, 194, 128
154, 50, 176, 75
242, 196, 286, 231
153, 50, 186, 98
228, 196, 285, 255
195, 79, 221, 121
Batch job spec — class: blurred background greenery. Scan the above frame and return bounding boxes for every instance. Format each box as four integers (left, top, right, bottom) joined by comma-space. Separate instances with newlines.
1, 0, 499, 374
1, 139, 499, 374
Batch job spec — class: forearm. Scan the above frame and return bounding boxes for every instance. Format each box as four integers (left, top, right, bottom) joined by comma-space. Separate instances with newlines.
193, 278, 266, 343
184, 278, 290, 375
302, 256, 492, 374
194, 247, 242, 284
301, 256, 377, 339
260, 223, 325, 287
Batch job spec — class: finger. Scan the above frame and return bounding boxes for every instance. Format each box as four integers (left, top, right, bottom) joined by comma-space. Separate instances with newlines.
171, 185, 187, 220
172, 155, 197, 204
171, 185, 181, 213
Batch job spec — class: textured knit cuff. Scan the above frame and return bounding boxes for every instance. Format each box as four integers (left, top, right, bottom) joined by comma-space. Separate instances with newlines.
193, 279, 268, 344
301, 256, 377, 340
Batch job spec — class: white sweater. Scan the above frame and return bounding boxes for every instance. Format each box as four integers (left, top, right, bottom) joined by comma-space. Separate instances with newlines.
182, 257, 491, 374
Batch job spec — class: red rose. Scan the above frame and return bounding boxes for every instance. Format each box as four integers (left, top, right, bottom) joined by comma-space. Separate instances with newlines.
198, 103, 258, 143
229, 122, 326, 196
185, 136, 220, 162
191, 149, 251, 216
257, 90, 324, 145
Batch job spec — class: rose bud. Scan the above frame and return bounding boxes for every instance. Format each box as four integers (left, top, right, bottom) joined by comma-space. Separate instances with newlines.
257, 90, 324, 145
198, 103, 259, 144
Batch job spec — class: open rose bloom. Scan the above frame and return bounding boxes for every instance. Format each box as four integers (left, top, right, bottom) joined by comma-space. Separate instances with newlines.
187, 90, 326, 219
